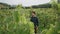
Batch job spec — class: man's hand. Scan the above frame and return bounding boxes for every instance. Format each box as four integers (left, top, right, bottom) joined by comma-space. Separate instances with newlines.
36, 25, 38, 30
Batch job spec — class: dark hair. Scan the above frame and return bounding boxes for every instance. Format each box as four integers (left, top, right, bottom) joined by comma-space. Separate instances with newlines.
32, 11, 36, 14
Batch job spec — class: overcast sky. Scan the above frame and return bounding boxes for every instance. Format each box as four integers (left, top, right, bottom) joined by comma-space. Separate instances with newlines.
0, 0, 51, 7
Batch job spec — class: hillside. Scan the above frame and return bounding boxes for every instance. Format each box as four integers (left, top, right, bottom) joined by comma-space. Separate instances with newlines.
22, 3, 52, 9
0, 3, 10, 9
0, 3, 16, 9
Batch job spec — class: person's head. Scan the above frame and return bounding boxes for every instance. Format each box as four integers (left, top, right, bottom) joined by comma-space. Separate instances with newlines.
32, 11, 36, 17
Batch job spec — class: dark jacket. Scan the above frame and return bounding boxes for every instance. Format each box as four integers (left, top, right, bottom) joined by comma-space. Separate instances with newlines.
30, 17, 39, 26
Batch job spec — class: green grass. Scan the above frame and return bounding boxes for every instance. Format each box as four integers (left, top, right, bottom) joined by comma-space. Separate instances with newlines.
0, 3, 60, 34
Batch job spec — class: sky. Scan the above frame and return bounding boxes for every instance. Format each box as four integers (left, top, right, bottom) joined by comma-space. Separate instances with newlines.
0, 0, 51, 7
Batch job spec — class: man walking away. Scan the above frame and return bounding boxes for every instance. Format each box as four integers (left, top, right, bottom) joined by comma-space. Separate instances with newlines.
30, 11, 39, 34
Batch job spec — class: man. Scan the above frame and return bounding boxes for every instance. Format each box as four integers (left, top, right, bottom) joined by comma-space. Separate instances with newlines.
30, 11, 39, 34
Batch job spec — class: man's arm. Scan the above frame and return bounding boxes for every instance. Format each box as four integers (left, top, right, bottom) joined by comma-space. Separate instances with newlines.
30, 17, 32, 22
36, 17, 39, 26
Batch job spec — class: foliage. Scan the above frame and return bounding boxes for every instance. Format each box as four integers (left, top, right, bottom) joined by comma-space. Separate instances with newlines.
0, 9, 34, 34
0, 0, 60, 34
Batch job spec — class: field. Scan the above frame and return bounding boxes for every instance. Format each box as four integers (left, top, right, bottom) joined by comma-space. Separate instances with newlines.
0, 3, 60, 34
